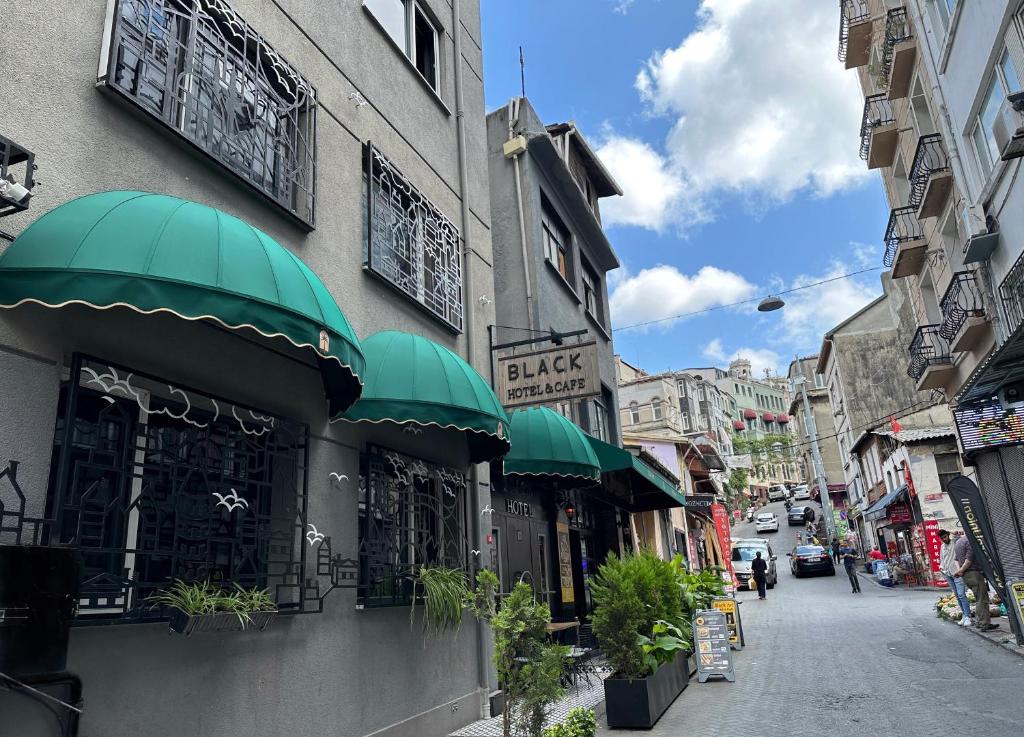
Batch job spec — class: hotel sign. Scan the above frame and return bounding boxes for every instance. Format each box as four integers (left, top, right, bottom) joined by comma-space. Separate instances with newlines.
497, 341, 600, 408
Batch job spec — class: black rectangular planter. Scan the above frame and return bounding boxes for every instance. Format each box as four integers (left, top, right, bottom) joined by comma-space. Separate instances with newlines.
167, 610, 277, 635
603, 651, 689, 729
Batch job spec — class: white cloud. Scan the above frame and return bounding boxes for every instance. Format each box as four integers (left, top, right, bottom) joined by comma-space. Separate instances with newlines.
599, 0, 868, 232
728, 347, 782, 378
777, 262, 881, 351
612, 0, 636, 14
610, 264, 756, 330
702, 338, 727, 361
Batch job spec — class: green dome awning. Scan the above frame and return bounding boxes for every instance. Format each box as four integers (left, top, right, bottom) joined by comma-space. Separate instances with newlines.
339, 331, 510, 463
503, 407, 601, 481
585, 435, 686, 509
0, 191, 365, 414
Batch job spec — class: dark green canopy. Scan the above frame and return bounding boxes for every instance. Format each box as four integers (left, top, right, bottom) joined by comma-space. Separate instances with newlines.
503, 407, 601, 480
585, 435, 686, 508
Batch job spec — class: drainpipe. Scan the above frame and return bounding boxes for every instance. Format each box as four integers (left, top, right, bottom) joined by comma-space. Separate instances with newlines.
450, 0, 491, 718
507, 98, 535, 331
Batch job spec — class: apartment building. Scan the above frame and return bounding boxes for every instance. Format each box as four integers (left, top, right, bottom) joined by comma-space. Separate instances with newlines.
787, 356, 846, 496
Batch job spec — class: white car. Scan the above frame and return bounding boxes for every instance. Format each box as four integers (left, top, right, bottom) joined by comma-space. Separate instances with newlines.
755, 512, 779, 533
767, 485, 788, 502
791, 485, 811, 501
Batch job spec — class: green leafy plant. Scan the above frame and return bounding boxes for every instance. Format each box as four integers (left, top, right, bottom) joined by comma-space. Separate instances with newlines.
410, 565, 470, 634
148, 579, 277, 628
638, 620, 690, 675
541, 707, 597, 737
672, 559, 725, 622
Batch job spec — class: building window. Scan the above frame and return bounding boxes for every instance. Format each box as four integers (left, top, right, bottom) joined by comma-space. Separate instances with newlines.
682, 412, 692, 431
365, 0, 441, 92
935, 452, 962, 492
582, 259, 603, 323
678, 382, 688, 398
971, 50, 1021, 178
629, 401, 640, 425
104, 0, 318, 227
364, 143, 463, 330
592, 397, 609, 442
541, 194, 572, 282
652, 398, 663, 420
33, 355, 313, 624
359, 445, 467, 607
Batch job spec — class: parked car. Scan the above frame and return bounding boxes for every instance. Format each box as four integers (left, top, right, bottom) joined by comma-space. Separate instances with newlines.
787, 506, 810, 526
732, 539, 778, 590
767, 484, 788, 502
790, 485, 811, 501
755, 512, 779, 533
788, 545, 836, 577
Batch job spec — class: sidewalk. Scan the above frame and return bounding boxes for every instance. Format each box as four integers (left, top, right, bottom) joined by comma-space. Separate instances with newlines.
937, 612, 1024, 659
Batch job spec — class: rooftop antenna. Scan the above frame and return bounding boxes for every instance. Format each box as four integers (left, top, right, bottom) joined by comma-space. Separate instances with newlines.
519, 46, 526, 98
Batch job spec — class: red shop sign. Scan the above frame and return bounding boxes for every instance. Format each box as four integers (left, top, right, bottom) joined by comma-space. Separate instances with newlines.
923, 520, 942, 574
888, 502, 912, 524
711, 503, 737, 588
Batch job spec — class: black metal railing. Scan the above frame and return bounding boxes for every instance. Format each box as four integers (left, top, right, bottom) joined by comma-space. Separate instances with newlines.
908, 134, 950, 208
883, 206, 924, 267
881, 8, 912, 82
939, 271, 986, 341
999, 249, 1024, 335
839, 0, 872, 63
860, 94, 897, 161
907, 325, 952, 380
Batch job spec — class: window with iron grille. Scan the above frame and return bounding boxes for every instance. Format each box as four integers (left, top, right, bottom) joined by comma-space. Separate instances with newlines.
102, 0, 317, 228
364, 143, 463, 331
358, 445, 467, 607
18, 355, 317, 625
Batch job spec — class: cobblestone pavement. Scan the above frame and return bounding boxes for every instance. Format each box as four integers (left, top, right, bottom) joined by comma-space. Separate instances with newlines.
597, 536, 1024, 737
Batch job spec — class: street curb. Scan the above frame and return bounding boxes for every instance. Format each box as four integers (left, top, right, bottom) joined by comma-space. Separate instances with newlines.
855, 570, 933, 591
938, 616, 1024, 659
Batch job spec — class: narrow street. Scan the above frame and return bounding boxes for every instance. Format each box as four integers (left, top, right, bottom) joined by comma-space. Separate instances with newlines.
599, 501, 1024, 737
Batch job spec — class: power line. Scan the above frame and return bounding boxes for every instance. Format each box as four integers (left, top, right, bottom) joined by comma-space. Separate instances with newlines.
612, 266, 884, 333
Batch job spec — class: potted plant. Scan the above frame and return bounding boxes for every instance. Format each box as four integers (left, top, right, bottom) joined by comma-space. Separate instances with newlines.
409, 565, 471, 634
148, 580, 278, 635
591, 551, 690, 729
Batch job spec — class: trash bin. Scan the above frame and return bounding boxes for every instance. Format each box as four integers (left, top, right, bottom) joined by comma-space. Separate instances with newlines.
0, 546, 80, 676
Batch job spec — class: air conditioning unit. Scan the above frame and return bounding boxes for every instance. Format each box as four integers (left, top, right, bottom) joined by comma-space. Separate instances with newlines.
993, 92, 1024, 161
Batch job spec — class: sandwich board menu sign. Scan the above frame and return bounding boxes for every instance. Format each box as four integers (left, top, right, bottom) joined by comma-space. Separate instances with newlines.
711, 597, 744, 650
692, 609, 735, 683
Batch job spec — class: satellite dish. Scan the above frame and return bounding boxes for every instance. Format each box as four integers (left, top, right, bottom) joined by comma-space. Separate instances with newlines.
758, 295, 785, 312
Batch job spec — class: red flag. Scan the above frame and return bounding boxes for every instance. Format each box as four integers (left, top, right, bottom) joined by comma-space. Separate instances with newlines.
889, 415, 902, 434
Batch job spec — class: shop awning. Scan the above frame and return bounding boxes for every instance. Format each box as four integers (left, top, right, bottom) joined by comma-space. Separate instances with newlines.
0, 191, 365, 414
503, 406, 600, 481
339, 331, 510, 463
585, 436, 686, 510
863, 485, 908, 522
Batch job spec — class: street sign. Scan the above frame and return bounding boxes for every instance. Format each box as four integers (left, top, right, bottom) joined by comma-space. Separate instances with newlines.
496, 341, 600, 408
692, 610, 735, 683
711, 596, 745, 650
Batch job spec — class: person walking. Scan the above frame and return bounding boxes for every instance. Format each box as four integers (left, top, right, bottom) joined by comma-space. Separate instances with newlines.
938, 529, 972, 626
840, 544, 861, 593
954, 531, 998, 631
751, 551, 768, 600
830, 538, 841, 564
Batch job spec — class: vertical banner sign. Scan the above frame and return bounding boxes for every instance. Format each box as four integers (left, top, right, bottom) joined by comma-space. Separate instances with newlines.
923, 520, 942, 577
711, 596, 745, 650
946, 477, 1008, 601
556, 522, 574, 604
1009, 580, 1024, 633
692, 610, 736, 683
711, 504, 738, 588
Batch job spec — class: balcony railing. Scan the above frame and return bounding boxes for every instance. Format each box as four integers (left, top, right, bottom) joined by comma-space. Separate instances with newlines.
860, 95, 896, 161
882, 206, 924, 267
999, 249, 1024, 335
907, 325, 952, 381
881, 8, 912, 82
939, 271, 986, 342
908, 134, 950, 209
838, 0, 872, 63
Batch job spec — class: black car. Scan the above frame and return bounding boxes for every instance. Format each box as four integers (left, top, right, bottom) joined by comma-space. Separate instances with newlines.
789, 545, 836, 577
787, 506, 808, 526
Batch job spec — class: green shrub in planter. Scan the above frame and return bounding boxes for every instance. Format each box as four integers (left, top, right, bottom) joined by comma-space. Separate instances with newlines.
542, 707, 597, 737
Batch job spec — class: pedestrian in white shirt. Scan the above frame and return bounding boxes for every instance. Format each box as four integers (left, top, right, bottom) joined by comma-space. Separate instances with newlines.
939, 529, 972, 626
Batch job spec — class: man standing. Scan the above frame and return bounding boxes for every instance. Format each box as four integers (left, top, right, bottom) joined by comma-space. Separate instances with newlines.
830, 538, 841, 564
954, 530, 998, 631
841, 544, 861, 593
939, 530, 972, 626
751, 551, 768, 600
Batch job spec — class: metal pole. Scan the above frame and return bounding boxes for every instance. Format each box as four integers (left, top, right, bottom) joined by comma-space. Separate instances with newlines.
796, 359, 837, 540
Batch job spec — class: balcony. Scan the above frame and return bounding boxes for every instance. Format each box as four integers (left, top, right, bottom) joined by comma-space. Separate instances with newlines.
907, 325, 954, 390
860, 95, 898, 169
908, 134, 952, 219
999, 249, 1024, 336
939, 271, 990, 353
883, 206, 927, 278
882, 8, 916, 101
839, 0, 873, 69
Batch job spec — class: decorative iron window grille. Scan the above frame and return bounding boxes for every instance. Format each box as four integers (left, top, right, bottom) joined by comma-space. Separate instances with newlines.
907, 325, 952, 380
860, 94, 896, 161
908, 134, 949, 209
0, 354, 355, 624
358, 445, 467, 607
0, 133, 35, 218
939, 271, 986, 341
363, 143, 464, 331
883, 206, 924, 267
999, 248, 1024, 335
838, 0, 871, 63
881, 8, 912, 82
103, 0, 317, 228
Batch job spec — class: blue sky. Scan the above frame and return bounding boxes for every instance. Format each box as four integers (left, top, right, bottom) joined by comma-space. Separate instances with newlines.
480, 0, 893, 378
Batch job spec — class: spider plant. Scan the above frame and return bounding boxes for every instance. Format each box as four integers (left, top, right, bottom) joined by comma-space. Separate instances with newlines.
231, 584, 276, 612
147, 580, 220, 616
410, 566, 470, 634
